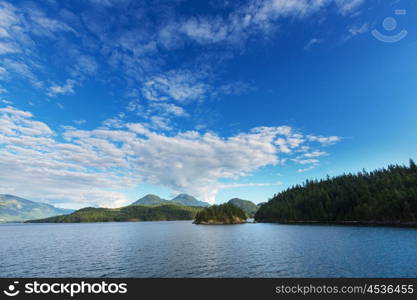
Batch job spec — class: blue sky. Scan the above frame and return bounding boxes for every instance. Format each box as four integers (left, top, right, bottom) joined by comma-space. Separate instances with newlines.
0, 0, 416, 209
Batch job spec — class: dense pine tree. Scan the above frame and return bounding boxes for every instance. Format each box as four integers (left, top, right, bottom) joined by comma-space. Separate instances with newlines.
194, 203, 247, 224
255, 160, 417, 223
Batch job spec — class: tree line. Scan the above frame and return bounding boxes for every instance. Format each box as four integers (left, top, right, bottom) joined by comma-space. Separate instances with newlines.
27, 204, 202, 223
255, 159, 417, 223
194, 203, 247, 224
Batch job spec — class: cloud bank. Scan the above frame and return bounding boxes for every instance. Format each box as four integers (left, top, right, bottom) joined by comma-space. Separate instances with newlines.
0, 106, 340, 206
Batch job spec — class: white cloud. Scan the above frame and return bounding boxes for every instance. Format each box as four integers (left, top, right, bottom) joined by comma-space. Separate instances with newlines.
297, 165, 317, 173
0, 99, 12, 105
0, 66, 6, 77
304, 38, 321, 50
142, 70, 209, 102
219, 181, 283, 189
0, 106, 340, 205
161, 0, 365, 48
292, 149, 329, 172
126, 123, 151, 136
101, 117, 124, 129
149, 116, 172, 131
150, 102, 188, 117
0, 2, 76, 89
47, 79, 76, 97
126, 99, 143, 113
347, 22, 369, 36
74, 55, 98, 76
1, 59, 42, 87
307, 134, 341, 145
335, 0, 364, 16
180, 17, 230, 44
292, 158, 320, 165
302, 150, 327, 158
0, 0, 367, 111
0, 42, 19, 54
73, 119, 86, 125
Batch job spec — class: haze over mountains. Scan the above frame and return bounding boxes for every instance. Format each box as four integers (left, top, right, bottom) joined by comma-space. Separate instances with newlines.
0, 194, 73, 222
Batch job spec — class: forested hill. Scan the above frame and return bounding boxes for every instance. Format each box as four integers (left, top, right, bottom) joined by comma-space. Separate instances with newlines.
255, 160, 417, 224
227, 198, 258, 217
26, 204, 202, 223
194, 203, 247, 224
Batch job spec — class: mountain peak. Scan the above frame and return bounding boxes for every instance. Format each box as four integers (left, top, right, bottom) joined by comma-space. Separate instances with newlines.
0, 194, 73, 222
171, 194, 210, 207
227, 198, 258, 217
172, 193, 196, 200
131, 194, 169, 206
142, 194, 161, 199
131, 193, 210, 207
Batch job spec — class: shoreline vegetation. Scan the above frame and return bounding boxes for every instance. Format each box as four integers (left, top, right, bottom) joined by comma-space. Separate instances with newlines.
255, 159, 417, 227
193, 203, 247, 225
256, 220, 417, 228
26, 204, 203, 223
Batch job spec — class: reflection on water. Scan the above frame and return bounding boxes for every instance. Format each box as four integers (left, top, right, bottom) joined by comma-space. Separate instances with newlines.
0, 221, 416, 277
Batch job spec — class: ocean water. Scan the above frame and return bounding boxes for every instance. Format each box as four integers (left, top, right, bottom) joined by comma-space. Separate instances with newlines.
0, 221, 416, 277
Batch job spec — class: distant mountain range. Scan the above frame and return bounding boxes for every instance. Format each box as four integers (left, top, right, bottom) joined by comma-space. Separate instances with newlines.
132, 193, 210, 207
0, 194, 73, 222
27, 204, 203, 223
3, 192, 258, 224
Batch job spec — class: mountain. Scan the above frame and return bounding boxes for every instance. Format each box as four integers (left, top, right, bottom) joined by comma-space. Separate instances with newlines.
228, 198, 258, 217
171, 193, 210, 207
255, 159, 417, 224
194, 203, 247, 224
131, 194, 171, 206
0, 194, 73, 222
26, 204, 203, 223
131, 193, 210, 207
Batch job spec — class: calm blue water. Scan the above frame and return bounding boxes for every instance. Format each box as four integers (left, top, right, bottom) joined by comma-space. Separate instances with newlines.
0, 221, 416, 277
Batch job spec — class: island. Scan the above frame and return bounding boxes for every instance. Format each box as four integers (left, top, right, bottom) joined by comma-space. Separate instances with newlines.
255, 159, 417, 227
193, 203, 247, 224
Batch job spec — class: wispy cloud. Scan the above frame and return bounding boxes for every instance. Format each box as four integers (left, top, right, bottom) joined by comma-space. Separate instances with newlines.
342, 22, 370, 42
141, 70, 210, 103
73, 119, 86, 125
47, 79, 76, 97
307, 135, 341, 145
0, 0, 367, 120
0, 1, 76, 90
304, 38, 321, 50
297, 165, 317, 173
336, 0, 365, 16
0, 85, 8, 96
